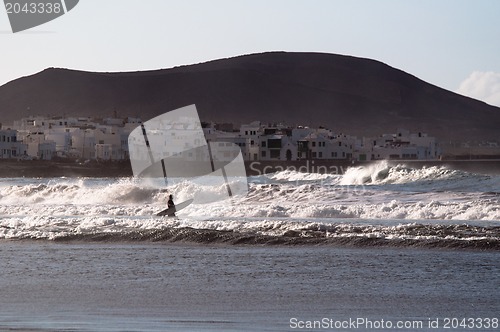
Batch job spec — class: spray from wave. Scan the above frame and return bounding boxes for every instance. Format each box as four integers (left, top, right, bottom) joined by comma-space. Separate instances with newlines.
0, 161, 499, 247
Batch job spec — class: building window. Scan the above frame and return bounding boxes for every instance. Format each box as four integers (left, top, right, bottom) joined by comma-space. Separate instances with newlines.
319, 152, 323, 158
312, 142, 316, 147
270, 150, 280, 159
312, 152, 317, 158
268, 139, 281, 149
261, 151, 266, 158
261, 141, 266, 147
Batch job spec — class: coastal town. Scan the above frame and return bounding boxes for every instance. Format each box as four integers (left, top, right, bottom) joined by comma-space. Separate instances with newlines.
0, 114, 441, 162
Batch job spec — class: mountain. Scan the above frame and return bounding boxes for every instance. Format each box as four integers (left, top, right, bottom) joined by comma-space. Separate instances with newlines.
0, 52, 499, 142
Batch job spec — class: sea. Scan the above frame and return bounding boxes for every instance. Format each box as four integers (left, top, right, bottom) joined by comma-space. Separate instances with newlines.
0, 161, 499, 331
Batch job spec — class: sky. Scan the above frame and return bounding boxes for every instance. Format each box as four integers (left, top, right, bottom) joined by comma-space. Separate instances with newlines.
1, 0, 499, 106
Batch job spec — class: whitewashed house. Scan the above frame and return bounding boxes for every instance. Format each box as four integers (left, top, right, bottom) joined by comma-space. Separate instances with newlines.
0, 129, 27, 159
71, 129, 96, 159
45, 128, 73, 157
360, 129, 440, 160
239, 121, 263, 161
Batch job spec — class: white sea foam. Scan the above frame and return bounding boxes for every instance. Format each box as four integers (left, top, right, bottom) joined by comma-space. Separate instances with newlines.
0, 162, 499, 240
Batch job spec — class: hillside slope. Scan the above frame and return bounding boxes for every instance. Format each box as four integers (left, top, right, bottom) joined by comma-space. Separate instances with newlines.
0, 52, 498, 141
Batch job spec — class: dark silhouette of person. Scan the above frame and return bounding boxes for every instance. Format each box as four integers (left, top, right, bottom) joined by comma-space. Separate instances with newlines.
167, 194, 176, 217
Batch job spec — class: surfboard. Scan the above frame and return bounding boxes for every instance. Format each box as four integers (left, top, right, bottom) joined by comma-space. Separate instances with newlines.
156, 199, 194, 217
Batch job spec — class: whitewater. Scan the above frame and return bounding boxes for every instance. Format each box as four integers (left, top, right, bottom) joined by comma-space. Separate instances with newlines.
1, 161, 499, 249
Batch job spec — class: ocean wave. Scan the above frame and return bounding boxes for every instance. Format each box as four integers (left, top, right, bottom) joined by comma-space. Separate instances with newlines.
339, 161, 500, 191
0, 167, 499, 221
1, 215, 498, 250
0, 178, 163, 205
0, 163, 499, 248
54, 228, 500, 250
251, 161, 500, 193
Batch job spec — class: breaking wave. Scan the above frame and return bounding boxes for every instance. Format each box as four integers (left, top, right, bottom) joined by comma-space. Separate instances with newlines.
0, 161, 499, 248
1, 215, 499, 250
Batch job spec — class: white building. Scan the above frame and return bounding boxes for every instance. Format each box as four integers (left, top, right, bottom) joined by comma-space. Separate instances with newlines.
20, 130, 56, 160
95, 144, 113, 160
6, 115, 441, 163
45, 128, 73, 157
0, 129, 27, 159
37, 141, 57, 160
358, 129, 440, 160
257, 126, 295, 161
239, 121, 262, 161
71, 129, 96, 159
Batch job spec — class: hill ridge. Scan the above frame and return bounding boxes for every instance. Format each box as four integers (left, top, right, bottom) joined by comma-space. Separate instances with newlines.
0, 52, 498, 142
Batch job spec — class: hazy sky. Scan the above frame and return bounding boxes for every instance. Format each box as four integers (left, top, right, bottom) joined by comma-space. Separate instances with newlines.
1, 0, 499, 106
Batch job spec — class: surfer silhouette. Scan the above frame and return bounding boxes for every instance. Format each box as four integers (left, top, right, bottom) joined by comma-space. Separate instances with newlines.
167, 195, 176, 217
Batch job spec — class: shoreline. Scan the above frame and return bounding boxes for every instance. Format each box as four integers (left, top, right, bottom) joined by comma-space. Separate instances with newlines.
0, 158, 499, 178
2, 229, 497, 251
0, 159, 132, 178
